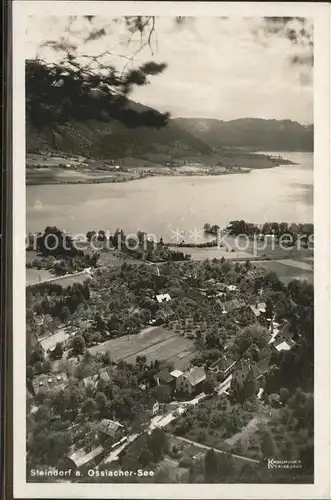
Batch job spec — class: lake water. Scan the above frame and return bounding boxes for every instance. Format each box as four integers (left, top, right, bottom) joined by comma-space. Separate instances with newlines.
26, 152, 313, 241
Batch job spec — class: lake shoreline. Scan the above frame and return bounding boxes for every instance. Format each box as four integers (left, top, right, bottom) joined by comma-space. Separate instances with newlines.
25, 154, 297, 186
26, 168, 251, 186
26, 151, 313, 237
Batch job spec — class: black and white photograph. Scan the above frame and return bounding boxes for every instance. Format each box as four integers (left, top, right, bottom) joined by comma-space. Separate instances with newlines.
11, 2, 330, 498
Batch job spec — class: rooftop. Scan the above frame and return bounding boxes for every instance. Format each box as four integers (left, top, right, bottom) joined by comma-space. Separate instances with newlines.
98, 419, 124, 437
275, 340, 294, 352
268, 327, 280, 344
249, 302, 267, 317
170, 369, 183, 379
39, 329, 70, 352
183, 366, 206, 386
155, 368, 173, 384
209, 356, 237, 374
30, 405, 39, 415
68, 445, 104, 468
156, 293, 171, 303
83, 369, 110, 388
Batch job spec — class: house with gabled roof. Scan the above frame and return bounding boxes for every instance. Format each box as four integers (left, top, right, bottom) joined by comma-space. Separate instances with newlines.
175, 366, 206, 395
65, 444, 105, 471
98, 419, 124, 442
82, 368, 111, 390
170, 369, 183, 379
271, 322, 296, 352
154, 367, 174, 386
249, 302, 267, 319
221, 298, 245, 314
38, 329, 70, 354
209, 355, 238, 381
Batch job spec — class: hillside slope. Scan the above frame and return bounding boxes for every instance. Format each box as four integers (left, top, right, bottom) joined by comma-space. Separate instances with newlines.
27, 96, 313, 160
27, 104, 213, 160
174, 117, 313, 152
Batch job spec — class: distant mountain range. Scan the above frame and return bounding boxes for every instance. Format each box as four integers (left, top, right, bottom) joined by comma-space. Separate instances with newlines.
27, 100, 313, 160
173, 117, 313, 152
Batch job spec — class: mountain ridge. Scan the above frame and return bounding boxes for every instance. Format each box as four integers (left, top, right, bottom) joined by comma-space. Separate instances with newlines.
173, 117, 313, 152
27, 98, 313, 159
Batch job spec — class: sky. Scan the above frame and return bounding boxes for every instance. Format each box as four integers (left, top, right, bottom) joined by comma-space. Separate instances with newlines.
25, 16, 314, 124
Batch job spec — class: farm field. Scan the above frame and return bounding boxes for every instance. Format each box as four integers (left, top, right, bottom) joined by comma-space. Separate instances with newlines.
49, 272, 92, 287
26, 166, 135, 185
255, 260, 313, 284
274, 258, 313, 271
88, 326, 196, 370
26, 267, 54, 285
171, 237, 313, 262
97, 250, 143, 267
26, 268, 91, 287
177, 246, 252, 260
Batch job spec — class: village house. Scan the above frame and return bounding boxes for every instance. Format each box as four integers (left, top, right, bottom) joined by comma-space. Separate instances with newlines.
221, 298, 245, 314
170, 369, 183, 383
32, 372, 68, 396
156, 293, 171, 304
82, 369, 111, 390
271, 321, 296, 352
65, 444, 105, 471
208, 355, 238, 382
248, 302, 267, 319
38, 329, 70, 354
268, 320, 281, 344
174, 367, 206, 395
98, 419, 124, 443
154, 367, 174, 387
274, 339, 296, 352
38, 324, 78, 354
146, 399, 160, 417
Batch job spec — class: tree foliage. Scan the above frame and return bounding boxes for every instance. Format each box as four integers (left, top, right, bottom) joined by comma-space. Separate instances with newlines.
27, 17, 170, 131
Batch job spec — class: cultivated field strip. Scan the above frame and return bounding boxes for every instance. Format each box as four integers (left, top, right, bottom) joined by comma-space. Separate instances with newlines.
88, 326, 196, 369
